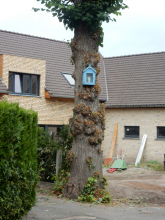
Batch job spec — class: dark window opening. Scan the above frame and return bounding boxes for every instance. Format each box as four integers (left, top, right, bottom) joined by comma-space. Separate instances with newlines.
32, 75, 38, 95
39, 125, 64, 140
157, 127, 165, 138
125, 126, 139, 138
9, 72, 14, 93
9, 72, 40, 96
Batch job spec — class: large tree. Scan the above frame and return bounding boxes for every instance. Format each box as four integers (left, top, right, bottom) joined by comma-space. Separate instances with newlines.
34, 0, 128, 199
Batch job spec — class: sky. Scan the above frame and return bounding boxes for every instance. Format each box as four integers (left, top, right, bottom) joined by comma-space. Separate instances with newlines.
0, 0, 165, 57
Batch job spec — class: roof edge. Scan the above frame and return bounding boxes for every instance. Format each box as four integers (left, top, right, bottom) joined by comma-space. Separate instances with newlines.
50, 94, 74, 99
0, 29, 67, 44
0, 90, 11, 94
104, 51, 165, 60
50, 94, 106, 102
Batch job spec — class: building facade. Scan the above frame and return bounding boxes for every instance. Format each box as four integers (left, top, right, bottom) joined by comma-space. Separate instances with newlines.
0, 30, 165, 164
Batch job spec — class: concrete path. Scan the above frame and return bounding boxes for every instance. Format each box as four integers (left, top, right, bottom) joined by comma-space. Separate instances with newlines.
23, 195, 165, 220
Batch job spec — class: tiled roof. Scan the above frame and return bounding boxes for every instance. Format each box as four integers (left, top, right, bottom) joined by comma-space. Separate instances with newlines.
0, 30, 107, 101
0, 77, 8, 93
104, 52, 165, 107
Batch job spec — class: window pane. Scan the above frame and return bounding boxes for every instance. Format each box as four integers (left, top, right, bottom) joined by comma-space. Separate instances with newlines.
158, 127, 165, 137
23, 75, 30, 94
125, 126, 139, 137
15, 74, 22, 93
9, 72, 14, 92
87, 73, 93, 83
32, 75, 38, 95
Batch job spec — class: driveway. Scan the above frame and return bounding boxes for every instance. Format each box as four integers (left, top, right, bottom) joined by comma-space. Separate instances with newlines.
24, 194, 165, 220
104, 167, 165, 205
23, 167, 165, 220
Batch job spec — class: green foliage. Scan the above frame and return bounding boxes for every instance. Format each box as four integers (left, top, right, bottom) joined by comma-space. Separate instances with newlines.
87, 156, 95, 170
66, 150, 75, 166
57, 125, 73, 172
37, 124, 73, 181
37, 127, 57, 181
51, 126, 73, 195
137, 160, 164, 171
0, 101, 38, 220
93, 171, 100, 177
33, 0, 128, 46
53, 169, 70, 195
101, 175, 108, 186
146, 160, 164, 171
78, 173, 111, 204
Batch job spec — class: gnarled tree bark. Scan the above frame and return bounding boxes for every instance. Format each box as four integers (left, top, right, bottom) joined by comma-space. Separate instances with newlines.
64, 22, 105, 199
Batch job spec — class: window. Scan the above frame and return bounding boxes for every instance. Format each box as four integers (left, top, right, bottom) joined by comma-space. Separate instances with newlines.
9, 72, 40, 96
62, 72, 75, 87
124, 126, 139, 138
39, 125, 64, 139
157, 127, 165, 139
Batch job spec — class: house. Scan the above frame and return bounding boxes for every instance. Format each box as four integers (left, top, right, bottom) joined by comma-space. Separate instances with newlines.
0, 30, 165, 164
102, 52, 165, 164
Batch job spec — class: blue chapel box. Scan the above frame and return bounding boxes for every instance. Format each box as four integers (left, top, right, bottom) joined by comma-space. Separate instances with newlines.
82, 64, 96, 86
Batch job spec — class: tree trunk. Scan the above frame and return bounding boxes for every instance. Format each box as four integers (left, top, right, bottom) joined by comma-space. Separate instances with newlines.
64, 22, 105, 199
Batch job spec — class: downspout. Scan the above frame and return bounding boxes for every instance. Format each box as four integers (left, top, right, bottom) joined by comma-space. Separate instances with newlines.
103, 58, 109, 102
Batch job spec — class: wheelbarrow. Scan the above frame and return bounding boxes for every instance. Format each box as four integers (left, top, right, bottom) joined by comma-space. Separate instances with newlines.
107, 155, 127, 173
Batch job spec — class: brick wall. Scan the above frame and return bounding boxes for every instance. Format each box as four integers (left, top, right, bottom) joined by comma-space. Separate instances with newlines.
102, 108, 165, 164
0, 55, 74, 125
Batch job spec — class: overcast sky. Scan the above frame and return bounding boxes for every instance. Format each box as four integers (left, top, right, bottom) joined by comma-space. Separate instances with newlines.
0, 0, 165, 57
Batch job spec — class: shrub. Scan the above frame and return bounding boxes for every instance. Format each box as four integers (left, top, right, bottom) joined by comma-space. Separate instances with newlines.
37, 127, 56, 181
57, 125, 73, 172
53, 169, 70, 195
50, 125, 73, 196
78, 175, 111, 204
37, 124, 73, 182
0, 101, 38, 220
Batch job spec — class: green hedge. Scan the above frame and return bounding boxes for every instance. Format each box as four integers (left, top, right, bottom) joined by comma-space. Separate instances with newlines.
0, 101, 38, 220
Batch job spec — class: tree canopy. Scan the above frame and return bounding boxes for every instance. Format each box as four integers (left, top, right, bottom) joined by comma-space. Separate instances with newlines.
33, 0, 128, 46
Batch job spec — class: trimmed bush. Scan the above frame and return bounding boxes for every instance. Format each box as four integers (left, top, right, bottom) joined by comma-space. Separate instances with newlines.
0, 101, 38, 220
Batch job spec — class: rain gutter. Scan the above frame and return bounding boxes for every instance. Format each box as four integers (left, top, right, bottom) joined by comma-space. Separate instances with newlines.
0, 90, 11, 94
50, 94, 106, 102
50, 95, 74, 99
106, 104, 165, 108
